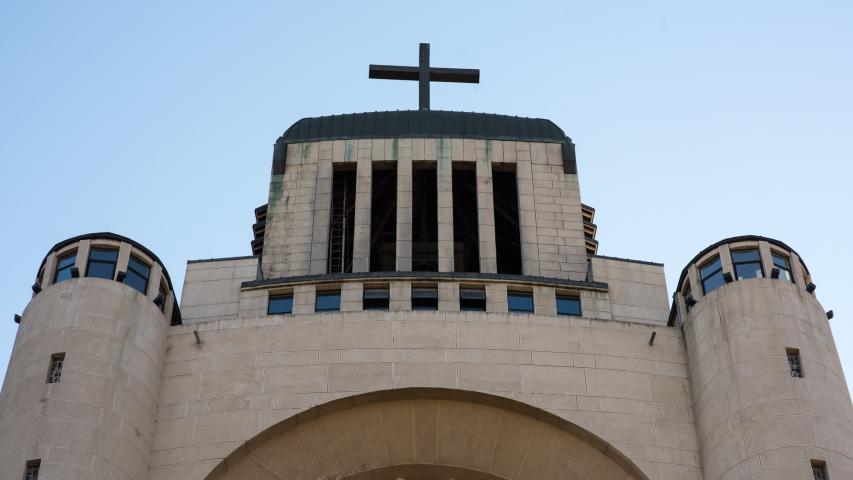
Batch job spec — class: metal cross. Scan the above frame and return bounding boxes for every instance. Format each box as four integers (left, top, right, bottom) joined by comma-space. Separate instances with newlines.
369, 43, 480, 111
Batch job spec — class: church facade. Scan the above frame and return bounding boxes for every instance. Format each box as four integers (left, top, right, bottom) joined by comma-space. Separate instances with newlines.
2, 48, 851, 480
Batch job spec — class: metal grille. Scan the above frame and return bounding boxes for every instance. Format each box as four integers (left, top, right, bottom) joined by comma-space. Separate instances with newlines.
787, 350, 803, 378
47, 354, 64, 384
25, 463, 39, 480
813, 462, 827, 480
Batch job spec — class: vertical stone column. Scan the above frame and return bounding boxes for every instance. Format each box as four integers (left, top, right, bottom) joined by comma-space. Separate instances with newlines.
41, 253, 57, 287
437, 282, 459, 312
436, 139, 454, 272
757, 241, 774, 279
485, 283, 507, 313
351, 142, 372, 272
533, 286, 557, 315
514, 143, 540, 276
340, 283, 363, 312
310, 147, 333, 275
476, 153, 497, 273
116, 241, 132, 279
389, 281, 411, 311
396, 148, 413, 271
147, 263, 163, 299
75, 239, 91, 276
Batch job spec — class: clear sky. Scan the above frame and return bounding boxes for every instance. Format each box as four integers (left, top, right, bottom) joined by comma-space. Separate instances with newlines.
1, 2, 852, 391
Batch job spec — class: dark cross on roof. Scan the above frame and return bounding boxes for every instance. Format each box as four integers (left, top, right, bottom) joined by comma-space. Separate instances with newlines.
369, 43, 480, 111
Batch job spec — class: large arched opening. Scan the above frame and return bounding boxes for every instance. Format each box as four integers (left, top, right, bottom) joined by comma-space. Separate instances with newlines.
204, 388, 651, 480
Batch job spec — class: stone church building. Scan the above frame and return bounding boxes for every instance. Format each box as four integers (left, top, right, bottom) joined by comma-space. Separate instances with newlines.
2, 45, 852, 480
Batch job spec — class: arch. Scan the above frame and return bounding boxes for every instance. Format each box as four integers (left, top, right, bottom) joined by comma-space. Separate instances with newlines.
204, 388, 651, 480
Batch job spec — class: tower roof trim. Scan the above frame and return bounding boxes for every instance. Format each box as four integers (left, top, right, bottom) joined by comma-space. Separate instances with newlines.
278, 110, 570, 145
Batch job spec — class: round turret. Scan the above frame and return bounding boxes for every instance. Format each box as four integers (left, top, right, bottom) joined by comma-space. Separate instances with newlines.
674, 235, 853, 480
0, 233, 179, 480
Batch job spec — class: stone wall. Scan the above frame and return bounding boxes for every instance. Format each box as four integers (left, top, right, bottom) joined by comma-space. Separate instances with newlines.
149, 287, 699, 480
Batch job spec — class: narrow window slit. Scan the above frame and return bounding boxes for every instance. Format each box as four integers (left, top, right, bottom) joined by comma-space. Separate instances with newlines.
46, 353, 65, 384
328, 167, 357, 273
412, 164, 438, 271
452, 165, 479, 272
370, 164, 397, 272
492, 165, 521, 274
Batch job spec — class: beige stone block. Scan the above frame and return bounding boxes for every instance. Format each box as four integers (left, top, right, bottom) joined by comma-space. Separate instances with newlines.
522, 365, 586, 395
264, 365, 328, 394
329, 363, 391, 392
459, 363, 522, 392
393, 363, 457, 388
458, 322, 518, 349
331, 321, 392, 348
393, 321, 456, 348
195, 410, 258, 443
587, 369, 650, 401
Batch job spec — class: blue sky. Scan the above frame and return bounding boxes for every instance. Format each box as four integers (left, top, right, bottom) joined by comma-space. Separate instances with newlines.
1, 2, 852, 391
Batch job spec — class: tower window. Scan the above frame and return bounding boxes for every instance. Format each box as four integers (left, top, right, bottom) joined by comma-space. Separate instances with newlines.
787, 348, 803, 378
268, 294, 293, 315
53, 251, 77, 283
125, 255, 150, 294
699, 256, 725, 294
315, 290, 341, 312
772, 253, 793, 282
493, 166, 522, 275
24, 460, 40, 480
328, 167, 357, 274
731, 248, 763, 280
459, 286, 486, 311
363, 286, 390, 310
158, 283, 168, 313
507, 291, 534, 313
452, 165, 480, 273
411, 164, 438, 271
46, 353, 65, 384
86, 248, 118, 280
556, 295, 582, 316
811, 460, 828, 480
369, 165, 397, 272
411, 285, 438, 310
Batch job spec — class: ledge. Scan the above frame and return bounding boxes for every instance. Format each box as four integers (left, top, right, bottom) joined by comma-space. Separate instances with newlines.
188, 255, 259, 265
592, 255, 663, 267
242, 271, 608, 291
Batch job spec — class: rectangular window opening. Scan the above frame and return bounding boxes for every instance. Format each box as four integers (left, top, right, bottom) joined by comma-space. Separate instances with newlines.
315, 289, 341, 313
86, 247, 119, 280
363, 285, 390, 310
700, 256, 725, 294
412, 285, 438, 310
811, 460, 828, 480
24, 459, 40, 480
452, 165, 480, 273
268, 293, 294, 315
556, 294, 582, 316
46, 353, 65, 384
158, 282, 168, 313
125, 254, 151, 294
507, 290, 534, 313
772, 252, 794, 283
412, 164, 438, 271
731, 248, 763, 280
459, 286, 486, 312
370, 165, 397, 272
328, 167, 357, 274
787, 348, 803, 378
54, 251, 77, 283
492, 166, 522, 275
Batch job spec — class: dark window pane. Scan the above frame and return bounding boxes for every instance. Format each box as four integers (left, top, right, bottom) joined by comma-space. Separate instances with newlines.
412, 287, 438, 310
86, 261, 116, 280
734, 262, 762, 280
556, 296, 581, 316
731, 249, 760, 263
315, 291, 341, 312
507, 292, 534, 313
57, 254, 76, 269
89, 248, 118, 262
268, 295, 293, 315
54, 253, 76, 283
363, 288, 390, 310
125, 270, 148, 294
158, 284, 168, 312
700, 258, 722, 279
459, 288, 486, 311
772, 254, 790, 269
54, 266, 73, 283
702, 271, 725, 294
128, 256, 150, 277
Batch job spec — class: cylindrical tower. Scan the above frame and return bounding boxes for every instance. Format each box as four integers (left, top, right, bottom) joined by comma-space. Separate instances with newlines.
0, 233, 179, 480
674, 235, 853, 480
